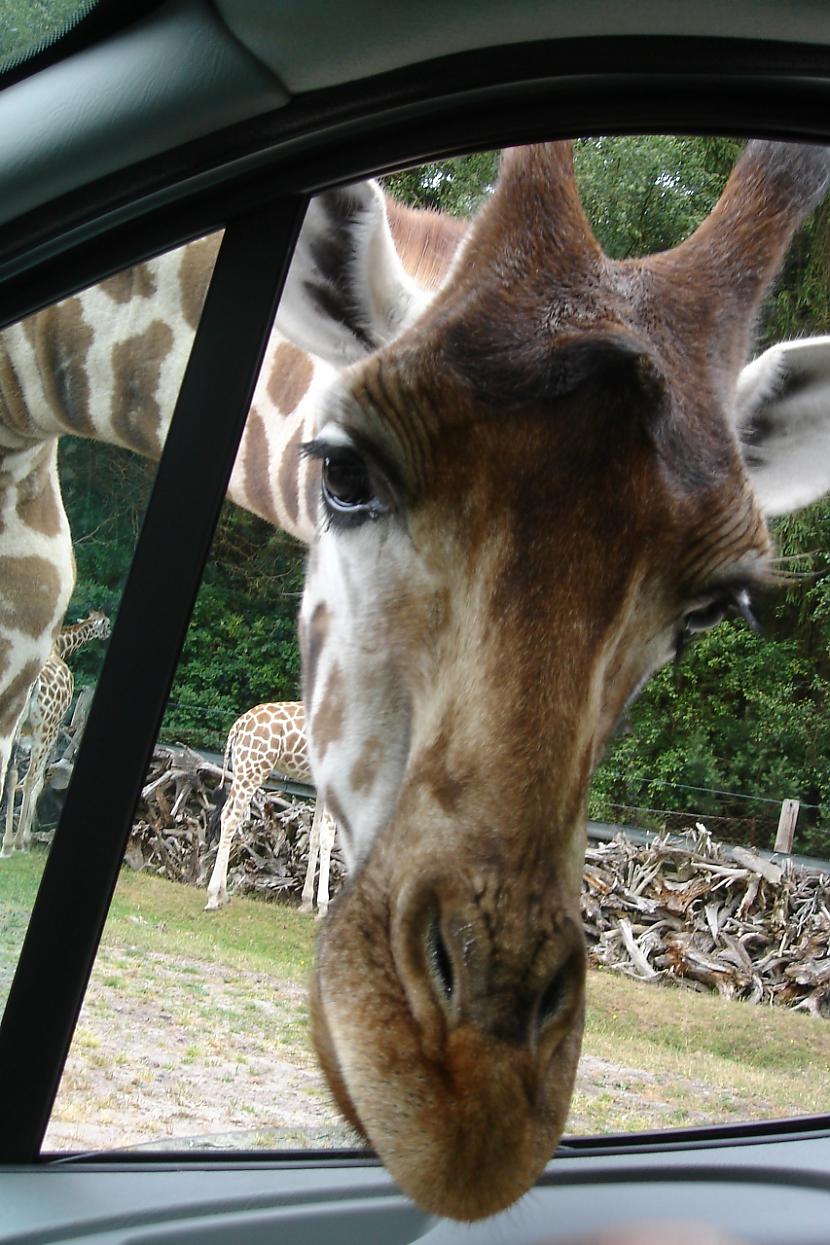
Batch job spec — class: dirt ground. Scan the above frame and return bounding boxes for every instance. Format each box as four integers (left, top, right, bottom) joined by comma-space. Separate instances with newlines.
45, 943, 356, 1152
43, 942, 752, 1154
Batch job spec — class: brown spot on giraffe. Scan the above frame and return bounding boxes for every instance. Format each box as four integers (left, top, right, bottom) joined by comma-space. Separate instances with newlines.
411, 711, 470, 816
99, 262, 158, 304
110, 320, 173, 457
277, 422, 303, 530
300, 601, 329, 708
240, 408, 279, 527
22, 298, 96, 437
0, 345, 34, 439
0, 556, 63, 638
268, 341, 314, 416
15, 444, 63, 537
312, 664, 345, 762
0, 658, 41, 735
179, 233, 222, 331
349, 736, 384, 795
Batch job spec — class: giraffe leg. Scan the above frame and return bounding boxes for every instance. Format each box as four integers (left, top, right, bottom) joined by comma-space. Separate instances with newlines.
299, 798, 322, 914
0, 699, 31, 857
315, 808, 336, 919
1, 757, 19, 858
17, 740, 51, 851
205, 781, 253, 910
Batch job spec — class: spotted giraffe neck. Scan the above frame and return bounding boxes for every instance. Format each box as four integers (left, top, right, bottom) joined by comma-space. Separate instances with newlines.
0, 201, 464, 545
53, 610, 110, 661
0, 240, 325, 544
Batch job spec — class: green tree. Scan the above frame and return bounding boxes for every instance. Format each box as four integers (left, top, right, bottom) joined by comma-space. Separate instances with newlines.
574, 135, 740, 258
61, 435, 306, 751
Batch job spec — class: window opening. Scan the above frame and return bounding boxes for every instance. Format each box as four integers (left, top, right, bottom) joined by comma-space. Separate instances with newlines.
1, 142, 829, 1207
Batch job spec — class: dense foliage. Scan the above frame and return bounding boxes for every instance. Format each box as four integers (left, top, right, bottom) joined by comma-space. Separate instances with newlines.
61, 438, 304, 753
575, 140, 830, 854
61, 136, 830, 852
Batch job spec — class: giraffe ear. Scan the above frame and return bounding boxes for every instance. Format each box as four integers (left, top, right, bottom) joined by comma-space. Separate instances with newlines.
276, 181, 427, 367
734, 336, 830, 516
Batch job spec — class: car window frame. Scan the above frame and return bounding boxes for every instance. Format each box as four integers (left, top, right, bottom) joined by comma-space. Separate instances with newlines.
0, 189, 308, 1161
2, 28, 830, 1170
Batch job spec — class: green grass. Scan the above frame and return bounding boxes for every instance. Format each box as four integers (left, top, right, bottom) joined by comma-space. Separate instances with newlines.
571, 968, 830, 1133
585, 968, 830, 1078
0, 849, 315, 1002
108, 870, 316, 982
0, 850, 45, 998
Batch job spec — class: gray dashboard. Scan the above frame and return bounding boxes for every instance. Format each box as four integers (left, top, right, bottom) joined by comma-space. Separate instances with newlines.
4, 1134, 830, 1244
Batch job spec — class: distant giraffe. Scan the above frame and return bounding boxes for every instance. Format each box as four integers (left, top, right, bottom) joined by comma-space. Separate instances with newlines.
1, 610, 111, 856
205, 700, 337, 914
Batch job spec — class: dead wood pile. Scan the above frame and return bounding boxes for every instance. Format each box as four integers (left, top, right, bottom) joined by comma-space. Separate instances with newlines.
583, 824, 830, 1017
126, 743, 345, 901
129, 749, 830, 1014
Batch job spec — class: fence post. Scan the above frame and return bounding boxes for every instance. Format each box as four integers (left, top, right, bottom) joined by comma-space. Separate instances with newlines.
774, 798, 799, 854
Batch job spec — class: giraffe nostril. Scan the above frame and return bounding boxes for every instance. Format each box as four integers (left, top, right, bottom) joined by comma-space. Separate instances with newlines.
535, 950, 580, 1037
425, 916, 455, 1003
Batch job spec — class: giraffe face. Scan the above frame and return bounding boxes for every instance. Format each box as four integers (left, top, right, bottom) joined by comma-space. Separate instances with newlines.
289, 140, 830, 1220
300, 340, 772, 1220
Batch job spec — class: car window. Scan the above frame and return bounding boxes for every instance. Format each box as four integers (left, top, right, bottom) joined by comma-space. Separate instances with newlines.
3, 141, 830, 1165
0, 1, 100, 77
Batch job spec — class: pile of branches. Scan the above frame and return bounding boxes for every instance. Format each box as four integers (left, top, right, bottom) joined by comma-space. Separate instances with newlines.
127, 743, 345, 902
583, 824, 830, 1016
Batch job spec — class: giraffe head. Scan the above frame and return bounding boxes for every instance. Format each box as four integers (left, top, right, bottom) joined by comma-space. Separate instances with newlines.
85, 609, 111, 641
290, 141, 830, 1220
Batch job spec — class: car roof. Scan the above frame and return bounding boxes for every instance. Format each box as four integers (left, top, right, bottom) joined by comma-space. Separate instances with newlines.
3, 0, 830, 311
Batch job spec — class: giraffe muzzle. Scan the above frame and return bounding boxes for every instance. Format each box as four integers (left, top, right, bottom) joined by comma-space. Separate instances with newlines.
391, 872, 586, 1059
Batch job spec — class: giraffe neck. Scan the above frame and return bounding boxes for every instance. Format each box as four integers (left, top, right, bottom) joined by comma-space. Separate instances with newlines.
0, 240, 331, 545
54, 614, 104, 660
51, 610, 108, 662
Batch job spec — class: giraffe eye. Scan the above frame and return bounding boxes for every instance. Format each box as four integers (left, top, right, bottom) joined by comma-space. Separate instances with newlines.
676, 587, 759, 662
682, 596, 731, 636
303, 437, 394, 528
318, 448, 391, 527
322, 451, 374, 510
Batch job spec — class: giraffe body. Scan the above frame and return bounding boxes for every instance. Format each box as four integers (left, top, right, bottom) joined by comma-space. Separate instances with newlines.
205, 701, 337, 914
0, 609, 110, 855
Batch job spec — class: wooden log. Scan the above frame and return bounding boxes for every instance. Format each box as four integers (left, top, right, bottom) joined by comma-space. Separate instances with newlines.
728, 846, 783, 885
774, 798, 799, 854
